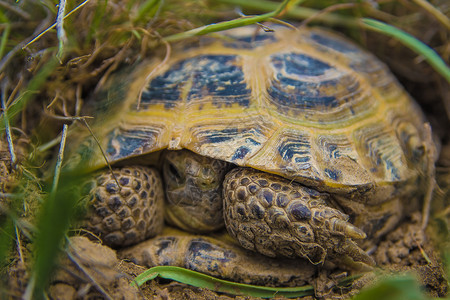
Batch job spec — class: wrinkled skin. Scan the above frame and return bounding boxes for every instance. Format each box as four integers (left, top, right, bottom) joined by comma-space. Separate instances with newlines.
162, 150, 375, 266
83, 149, 387, 267
162, 150, 230, 232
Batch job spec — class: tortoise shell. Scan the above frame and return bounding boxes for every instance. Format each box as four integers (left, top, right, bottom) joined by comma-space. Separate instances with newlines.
70, 25, 429, 202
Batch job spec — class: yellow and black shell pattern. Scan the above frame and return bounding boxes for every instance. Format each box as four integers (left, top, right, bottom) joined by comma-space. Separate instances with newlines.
71, 25, 430, 202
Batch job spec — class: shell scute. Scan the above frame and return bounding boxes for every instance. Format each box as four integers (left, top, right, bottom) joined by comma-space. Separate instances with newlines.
193, 124, 269, 164
313, 134, 372, 188
70, 25, 431, 201
244, 129, 323, 185
106, 126, 161, 161
140, 54, 251, 110
265, 48, 375, 126
277, 134, 312, 167
304, 29, 403, 103
353, 123, 409, 182
323, 168, 342, 182
140, 59, 186, 109
268, 52, 340, 109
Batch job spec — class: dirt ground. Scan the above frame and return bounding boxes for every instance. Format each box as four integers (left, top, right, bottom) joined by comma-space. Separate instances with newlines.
5, 208, 448, 299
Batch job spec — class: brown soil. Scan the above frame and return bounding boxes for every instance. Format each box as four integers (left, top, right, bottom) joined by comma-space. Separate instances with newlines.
4, 207, 447, 299
374, 212, 448, 298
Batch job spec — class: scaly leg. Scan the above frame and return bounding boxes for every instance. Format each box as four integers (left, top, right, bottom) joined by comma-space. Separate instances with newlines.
81, 166, 165, 248
223, 167, 375, 266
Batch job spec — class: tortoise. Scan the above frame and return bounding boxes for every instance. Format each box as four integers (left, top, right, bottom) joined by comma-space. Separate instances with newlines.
69, 24, 433, 268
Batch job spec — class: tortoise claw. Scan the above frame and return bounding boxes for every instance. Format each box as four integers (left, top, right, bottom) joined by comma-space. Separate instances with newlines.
329, 217, 366, 240
339, 239, 375, 267
311, 207, 366, 240
310, 207, 372, 265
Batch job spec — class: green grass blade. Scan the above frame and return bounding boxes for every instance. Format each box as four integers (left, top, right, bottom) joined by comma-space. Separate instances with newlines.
29, 184, 77, 299
134, 0, 161, 23
0, 214, 14, 268
216, 0, 358, 27
0, 213, 14, 300
29, 125, 83, 299
353, 274, 428, 300
362, 18, 450, 83
163, 0, 299, 42
0, 23, 10, 60
132, 266, 314, 298
86, 0, 108, 45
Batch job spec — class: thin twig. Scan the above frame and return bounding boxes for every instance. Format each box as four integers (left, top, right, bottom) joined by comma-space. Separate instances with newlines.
81, 119, 120, 189
8, 90, 40, 109
414, 236, 432, 264
23, 0, 91, 50
1, 81, 16, 168
15, 225, 24, 263
46, 92, 61, 110
421, 123, 437, 230
35, 116, 93, 153
51, 124, 68, 195
56, 0, 68, 62
43, 110, 94, 121
71, 228, 103, 244
6, 76, 24, 108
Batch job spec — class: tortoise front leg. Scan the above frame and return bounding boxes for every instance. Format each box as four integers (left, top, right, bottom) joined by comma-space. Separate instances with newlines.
223, 168, 375, 266
81, 166, 165, 248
